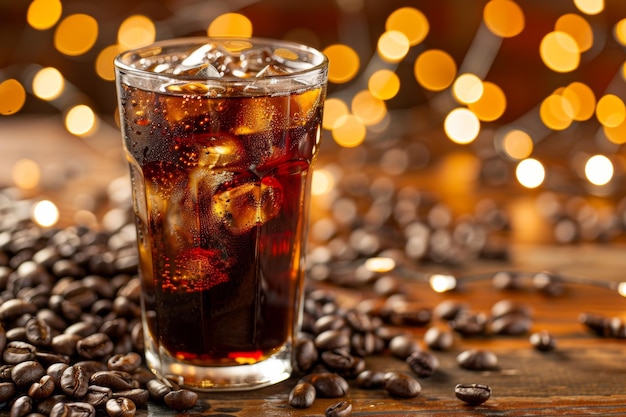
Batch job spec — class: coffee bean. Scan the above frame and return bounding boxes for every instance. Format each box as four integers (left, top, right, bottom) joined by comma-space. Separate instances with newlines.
51, 333, 81, 356
11, 361, 45, 388
3, 341, 36, 364
111, 389, 149, 406
89, 371, 134, 391
406, 350, 439, 378
456, 349, 498, 371
0, 298, 38, 321
490, 299, 533, 319
146, 379, 171, 401
84, 385, 112, 408
388, 334, 421, 359
355, 370, 386, 389
325, 400, 352, 417
60, 365, 90, 398
314, 330, 351, 351
309, 373, 349, 398
288, 382, 316, 409
529, 330, 557, 351
49, 401, 95, 417
384, 372, 421, 398
0, 381, 16, 403
27, 374, 55, 399
454, 383, 492, 405
423, 326, 454, 351
321, 349, 355, 372
432, 300, 468, 321
163, 389, 198, 411
76, 333, 114, 359
293, 338, 318, 373
10, 395, 33, 417
490, 313, 532, 335
449, 311, 488, 337
107, 352, 142, 373
105, 397, 136, 417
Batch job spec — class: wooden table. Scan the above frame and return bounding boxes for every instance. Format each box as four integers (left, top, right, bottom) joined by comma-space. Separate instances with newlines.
1, 117, 626, 416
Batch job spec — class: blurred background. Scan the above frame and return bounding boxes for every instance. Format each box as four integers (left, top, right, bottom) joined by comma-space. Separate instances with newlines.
2, 0, 626, 246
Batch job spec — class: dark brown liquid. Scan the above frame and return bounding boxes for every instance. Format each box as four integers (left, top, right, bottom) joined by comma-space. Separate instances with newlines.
119, 82, 324, 365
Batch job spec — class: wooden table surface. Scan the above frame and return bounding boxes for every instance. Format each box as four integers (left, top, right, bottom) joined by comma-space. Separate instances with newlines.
1, 116, 626, 416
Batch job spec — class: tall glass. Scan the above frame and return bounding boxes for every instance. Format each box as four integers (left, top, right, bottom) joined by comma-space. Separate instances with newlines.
114, 37, 328, 390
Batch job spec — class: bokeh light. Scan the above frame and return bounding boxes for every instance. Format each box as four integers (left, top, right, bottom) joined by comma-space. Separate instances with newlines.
596, 94, 626, 127
585, 154, 613, 186
502, 129, 534, 160
377, 30, 410, 63
32, 200, 60, 228
0, 79, 27, 115
516, 158, 545, 189
368, 69, 400, 100
32, 67, 64, 100
322, 98, 350, 130
603, 119, 626, 144
414, 49, 457, 91
12, 159, 41, 190
27, 0, 62, 30
573, 0, 604, 15
386, 7, 429, 46
444, 108, 481, 144
324, 44, 360, 84
54, 14, 99, 56
483, 0, 525, 38
467, 81, 506, 122
562, 81, 596, 121
540, 31, 580, 73
65, 105, 97, 137
311, 169, 336, 196
352, 90, 387, 126
555, 13, 593, 52
452, 73, 484, 104
118, 15, 156, 50
208, 13, 253, 38
96, 45, 122, 81
615, 18, 626, 46
332, 114, 366, 147
540, 93, 574, 130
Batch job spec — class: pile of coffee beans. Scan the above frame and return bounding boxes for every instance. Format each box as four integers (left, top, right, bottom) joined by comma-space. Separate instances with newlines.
0, 214, 199, 415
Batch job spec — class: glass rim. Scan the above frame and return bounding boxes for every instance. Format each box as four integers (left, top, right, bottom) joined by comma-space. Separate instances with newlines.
114, 36, 329, 84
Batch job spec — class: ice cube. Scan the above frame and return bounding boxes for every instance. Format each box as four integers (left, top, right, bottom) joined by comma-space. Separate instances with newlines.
213, 175, 283, 234
289, 87, 322, 126
176, 132, 244, 170
172, 44, 221, 77
172, 247, 231, 291
255, 64, 291, 78
240, 47, 273, 73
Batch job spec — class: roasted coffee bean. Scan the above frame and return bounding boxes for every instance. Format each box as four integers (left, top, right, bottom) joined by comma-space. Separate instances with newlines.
6, 327, 27, 342
46, 363, 69, 388
105, 397, 136, 417
10, 395, 33, 417
74, 361, 107, 378
99, 318, 128, 340
321, 349, 355, 372
0, 299, 38, 321
384, 372, 421, 398
579, 312, 609, 336
492, 271, 523, 291
454, 383, 492, 405
288, 382, 316, 409
314, 330, 351, 351
309, 373, 349, 398
89, 371, 134, 391
146, 379, 171, 401
490, 299, 533, 319
355, 370, 386, 389
432, 299, 468, 321
111, 389, 149, 406
490, 313, 532, 335
351, 331, 377, 356
76, 333, 114, 359
51, 333, 81, 356
325, 400, 352, 417
0, 364, 14, 381
529, 330, 557, 351
449, 311, 488, 337
423, 326, 454, 351
60, 365, 90, 398
65, 322, 99, 338
84, 385, 112, 408
163, 389, 198, 411
532, 271, 564, 297
27, 374, 55, 399
388, 334, 421, 359
107, 352, 142, 373
314, 315, 346, 334
0, 381, 16, 402
293, 338, 318, 373
344, 309, 374, 333
50, 401, 95, 417
36, 351, 71, 366
456, 349, 498, 371
388, 306, 432, 327
3, 341, 36, 364
11, 361, 45, 388
406, 350, 439, 378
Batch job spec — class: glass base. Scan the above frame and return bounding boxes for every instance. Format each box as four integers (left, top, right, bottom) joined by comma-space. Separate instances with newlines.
145, 343, 293, 391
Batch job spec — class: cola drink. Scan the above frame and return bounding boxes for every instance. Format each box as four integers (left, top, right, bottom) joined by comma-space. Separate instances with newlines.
115, 38, 328, 390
